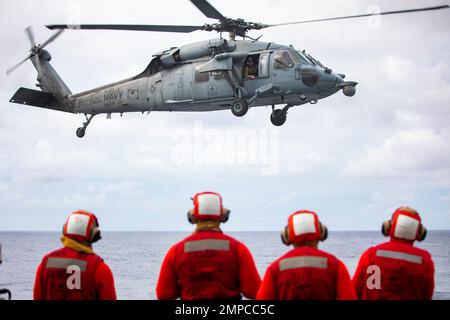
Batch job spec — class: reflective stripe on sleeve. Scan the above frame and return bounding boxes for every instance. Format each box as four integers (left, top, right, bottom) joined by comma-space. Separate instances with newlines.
376, 249, 423, 264
279, 256, 328, 271
45, 257, 88, 271
184, 239, 230, 253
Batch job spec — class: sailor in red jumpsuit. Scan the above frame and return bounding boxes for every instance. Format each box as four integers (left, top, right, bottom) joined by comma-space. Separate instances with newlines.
257, 210, 356, 300
34, 210, 116, 300
353, 207, 434, 300
156, 191, 261, 300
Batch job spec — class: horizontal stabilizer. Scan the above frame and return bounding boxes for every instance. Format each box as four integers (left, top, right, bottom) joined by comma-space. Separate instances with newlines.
10, 87, 73, 113
10, 87, 53, 107
9, 87, 73, 113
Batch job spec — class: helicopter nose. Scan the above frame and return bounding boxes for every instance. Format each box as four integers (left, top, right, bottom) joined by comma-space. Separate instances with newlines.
335, 73, 346, 86
317, 71, 339, 91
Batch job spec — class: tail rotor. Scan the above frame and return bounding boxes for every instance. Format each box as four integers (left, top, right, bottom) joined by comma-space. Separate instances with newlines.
6, 26, 64, 75
25, 26, 36, 47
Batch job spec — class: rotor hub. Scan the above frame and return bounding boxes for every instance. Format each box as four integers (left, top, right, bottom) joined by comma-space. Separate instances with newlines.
202, 19, 267, 38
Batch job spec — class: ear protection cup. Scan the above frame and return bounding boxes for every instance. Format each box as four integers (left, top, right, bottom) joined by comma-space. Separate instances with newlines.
187, 209, 196, 224
90, 226, 101, 243
381, 220, 391, 237
417, 225, 427, 241
319, 223, 328, 241
281, 226, 290, 246
220, 208, 230, 223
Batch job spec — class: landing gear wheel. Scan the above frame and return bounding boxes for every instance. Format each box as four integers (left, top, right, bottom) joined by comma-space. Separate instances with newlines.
76, 127, 86, 138
270, 109, 287, 126
231, 98, 248, 117
75, 114, 95, 138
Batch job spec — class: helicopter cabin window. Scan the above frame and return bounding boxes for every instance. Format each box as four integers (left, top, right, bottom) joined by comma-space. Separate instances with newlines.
273, 51, 295, 69
195, 63, 209, 82
243, 54, 260, 80
258, 53, 270, 78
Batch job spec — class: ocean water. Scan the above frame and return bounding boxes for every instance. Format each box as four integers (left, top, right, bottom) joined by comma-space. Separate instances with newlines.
0, 231, 449, 300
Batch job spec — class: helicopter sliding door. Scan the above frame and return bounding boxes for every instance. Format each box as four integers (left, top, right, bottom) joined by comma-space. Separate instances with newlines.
192, 61, 234, 101
162, 63, 194, 103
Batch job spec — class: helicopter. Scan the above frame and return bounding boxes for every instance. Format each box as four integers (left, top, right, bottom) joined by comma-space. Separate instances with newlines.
6, 0, 449, 138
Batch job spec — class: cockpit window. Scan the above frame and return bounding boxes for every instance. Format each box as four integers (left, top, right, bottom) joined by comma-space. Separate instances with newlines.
306, 53, 325, 68
299, 51, 317, 66
291, 51, 309, 65
273, 51, 295, 69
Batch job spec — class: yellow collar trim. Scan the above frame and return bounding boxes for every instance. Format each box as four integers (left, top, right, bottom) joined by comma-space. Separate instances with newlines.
61, 236, 93, 254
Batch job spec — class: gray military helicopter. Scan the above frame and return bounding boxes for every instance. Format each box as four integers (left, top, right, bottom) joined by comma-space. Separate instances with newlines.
7, 0, 449, 138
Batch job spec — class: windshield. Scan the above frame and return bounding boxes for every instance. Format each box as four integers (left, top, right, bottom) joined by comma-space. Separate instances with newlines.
306, 53, 325, 68
273, 51, 295, 69
297, 50, 325, 68
290, 50, 309, 65
297, 50, 315, 66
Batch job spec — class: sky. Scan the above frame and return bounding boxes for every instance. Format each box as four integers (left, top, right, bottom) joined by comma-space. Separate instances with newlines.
0, 0, 449, 231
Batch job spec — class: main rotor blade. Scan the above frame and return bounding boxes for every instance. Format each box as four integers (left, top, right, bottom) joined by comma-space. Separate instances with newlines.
190, 0, 225, 20
25, 26, 36, 46
40, 29, 64, 49
6, 54, 32, 75
267, 5, 450, 28
46, 24, 204, 33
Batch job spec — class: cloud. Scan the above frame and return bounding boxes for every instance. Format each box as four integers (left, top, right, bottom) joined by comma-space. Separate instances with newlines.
355, 191, 416, 226
342, 129, 450, 185
439, 194, 450, 203
271, 191, 297, 206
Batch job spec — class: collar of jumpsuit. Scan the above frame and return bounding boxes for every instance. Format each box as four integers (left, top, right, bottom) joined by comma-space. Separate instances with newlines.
60, 236, 93, 254
195, 221, 222, 232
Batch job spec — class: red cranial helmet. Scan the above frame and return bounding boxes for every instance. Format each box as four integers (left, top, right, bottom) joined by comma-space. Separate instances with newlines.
281, 210, 328, 246
381, 207, 427, 241
63, 210, 101, 243
187, 192, 230, 224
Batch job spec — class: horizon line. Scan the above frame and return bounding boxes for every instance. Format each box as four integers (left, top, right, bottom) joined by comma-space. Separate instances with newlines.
1, 229, 449, 232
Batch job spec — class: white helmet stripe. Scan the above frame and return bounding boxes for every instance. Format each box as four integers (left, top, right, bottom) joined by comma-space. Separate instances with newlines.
292, 213, 317, 236
394, 214, 420, 240
66, 213, 90, 237
197, 193, 221, 216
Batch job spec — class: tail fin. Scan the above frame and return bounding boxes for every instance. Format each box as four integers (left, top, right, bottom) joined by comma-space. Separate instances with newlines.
30, 51, 71, 102
7, 27, 73, 111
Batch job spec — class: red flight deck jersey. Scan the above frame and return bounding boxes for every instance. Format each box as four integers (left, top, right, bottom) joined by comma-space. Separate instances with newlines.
34, 247, 116, 300
257, 246, 356, 300
352, 239, 434, 300
156, 230, 261, 300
